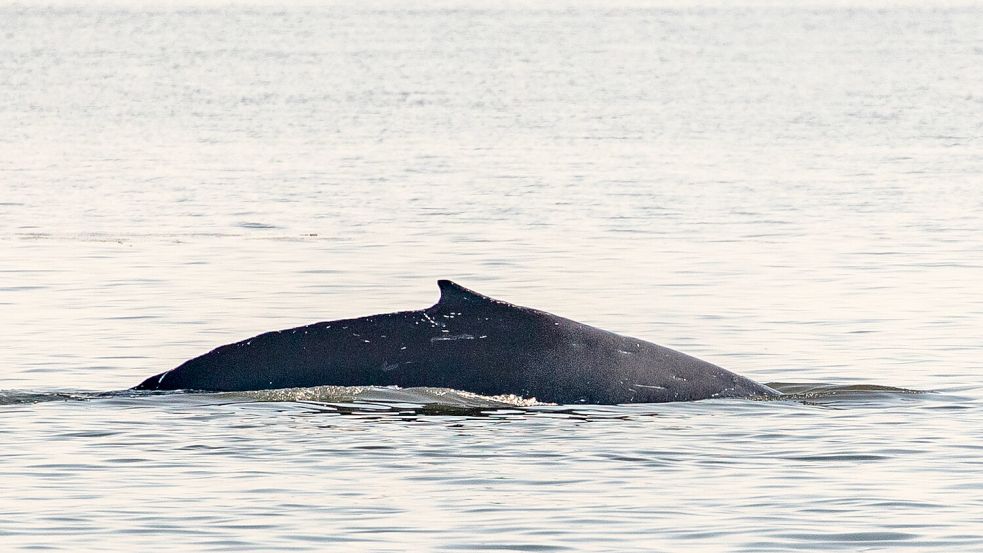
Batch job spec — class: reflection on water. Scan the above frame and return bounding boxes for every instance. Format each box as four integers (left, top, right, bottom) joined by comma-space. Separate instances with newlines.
1, 385, 979, 552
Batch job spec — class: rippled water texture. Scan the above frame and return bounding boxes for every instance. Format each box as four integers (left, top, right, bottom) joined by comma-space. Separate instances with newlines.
1, 1, 982, 551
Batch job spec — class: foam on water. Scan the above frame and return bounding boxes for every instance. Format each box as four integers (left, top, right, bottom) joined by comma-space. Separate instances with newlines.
0, 383, 927, 410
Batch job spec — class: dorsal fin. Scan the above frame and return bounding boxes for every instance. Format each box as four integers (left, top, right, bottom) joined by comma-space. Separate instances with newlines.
436, 279, 498, 307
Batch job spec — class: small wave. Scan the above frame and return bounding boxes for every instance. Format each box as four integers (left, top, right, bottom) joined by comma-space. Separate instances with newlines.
237, 222, 279, 229
0, 390, 108, 405
2, 383, 931, 411
217, 385, 543, 410
0, 386, 542, 412
766, 382, 925, 402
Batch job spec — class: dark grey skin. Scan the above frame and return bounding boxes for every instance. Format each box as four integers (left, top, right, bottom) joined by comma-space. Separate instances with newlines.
134, 280, 779, 403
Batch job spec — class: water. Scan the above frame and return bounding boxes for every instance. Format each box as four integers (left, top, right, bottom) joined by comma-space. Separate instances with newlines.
2, 1, 982, 550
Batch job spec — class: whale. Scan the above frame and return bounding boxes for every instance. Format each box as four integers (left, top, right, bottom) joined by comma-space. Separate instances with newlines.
134, 280, 779, 404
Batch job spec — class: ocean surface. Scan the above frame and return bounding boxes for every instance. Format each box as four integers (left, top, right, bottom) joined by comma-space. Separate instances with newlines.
2, 1, 982, 550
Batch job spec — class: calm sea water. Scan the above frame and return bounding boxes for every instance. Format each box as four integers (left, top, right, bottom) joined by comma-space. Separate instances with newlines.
2, 1, 982, 551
